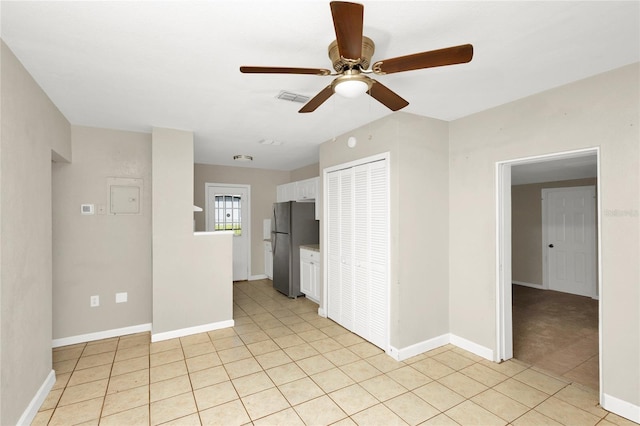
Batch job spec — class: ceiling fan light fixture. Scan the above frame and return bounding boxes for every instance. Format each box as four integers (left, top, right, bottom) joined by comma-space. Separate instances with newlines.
332, 71, 372, 98
334, 79, 369, 98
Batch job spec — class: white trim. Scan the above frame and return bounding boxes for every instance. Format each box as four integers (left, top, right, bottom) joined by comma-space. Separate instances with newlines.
323, 152, 390, 175
595, 152, 604, 400
388, 334, 449, 361
317, 307, 327, 318
497, 148, 598, 167
52, 323, 152, 348
151, 319, 234, 343
512, 280, 543, 289
205, 183, 252, 280
387, 333, 494, 362
496, 162, 513, 362
249, 274, 267, 281
17, 370, 56, 426
450, 334, 494, 361
602, 393, 640, 424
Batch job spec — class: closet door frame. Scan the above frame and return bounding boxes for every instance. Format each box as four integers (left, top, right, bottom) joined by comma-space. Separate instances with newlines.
322, 152, 391, 353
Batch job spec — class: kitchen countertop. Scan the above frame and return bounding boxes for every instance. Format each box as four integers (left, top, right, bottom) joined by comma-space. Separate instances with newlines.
300, 244, 320, 252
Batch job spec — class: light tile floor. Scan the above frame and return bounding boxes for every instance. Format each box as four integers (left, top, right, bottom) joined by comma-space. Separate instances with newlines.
35, 279, 636, 426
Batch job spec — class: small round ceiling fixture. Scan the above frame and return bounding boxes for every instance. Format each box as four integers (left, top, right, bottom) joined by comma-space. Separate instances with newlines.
233, 154, 253, 162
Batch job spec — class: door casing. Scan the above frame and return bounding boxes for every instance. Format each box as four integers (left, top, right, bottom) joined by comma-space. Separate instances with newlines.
495, 147, 602, 400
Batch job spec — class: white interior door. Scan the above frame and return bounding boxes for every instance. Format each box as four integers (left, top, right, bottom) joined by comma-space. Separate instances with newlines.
206, 184, 250, 281
543, 186, 596, 297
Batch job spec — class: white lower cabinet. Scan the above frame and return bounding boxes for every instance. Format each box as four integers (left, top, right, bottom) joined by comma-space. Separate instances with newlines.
326, 158, 389, 350
300, 248, 320, 303
264, 241, 273, 280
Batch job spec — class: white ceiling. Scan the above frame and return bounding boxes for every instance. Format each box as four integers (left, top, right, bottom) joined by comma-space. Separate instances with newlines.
2, 1, 638, 171
511, 154, 598, 186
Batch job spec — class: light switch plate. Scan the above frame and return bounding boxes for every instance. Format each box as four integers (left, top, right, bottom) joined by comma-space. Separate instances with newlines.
115, 292, 128, 303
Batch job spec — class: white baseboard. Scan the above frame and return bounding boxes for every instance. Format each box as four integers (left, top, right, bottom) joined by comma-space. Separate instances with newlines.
151, 319, 234, 343
449, 334, 494, 361
387, 333, 494, 362
602, 393, 640, 424
52, 323, 152, 348
317, 307, 326, 318
388, 334, 450, 361
513, 280, 543, 289
17, 369, 55, 426
249, 274, 268, 281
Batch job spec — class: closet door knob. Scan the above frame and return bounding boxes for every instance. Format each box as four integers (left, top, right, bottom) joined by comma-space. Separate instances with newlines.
548, 244, 554, 248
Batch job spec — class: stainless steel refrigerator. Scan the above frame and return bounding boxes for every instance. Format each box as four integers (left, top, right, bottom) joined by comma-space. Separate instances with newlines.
271, 201, 319, 298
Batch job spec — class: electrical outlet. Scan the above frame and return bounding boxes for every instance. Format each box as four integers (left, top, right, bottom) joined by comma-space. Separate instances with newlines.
115, 292, 128, 303
90, 295, 100, 307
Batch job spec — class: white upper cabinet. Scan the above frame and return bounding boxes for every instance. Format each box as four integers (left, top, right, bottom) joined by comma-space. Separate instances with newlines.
276, 182, 297, 202
276, 177, 319, 203
295, 178, 318, 201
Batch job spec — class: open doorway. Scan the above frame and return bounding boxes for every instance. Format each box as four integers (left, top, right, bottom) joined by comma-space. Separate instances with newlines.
496, 148, 602, 394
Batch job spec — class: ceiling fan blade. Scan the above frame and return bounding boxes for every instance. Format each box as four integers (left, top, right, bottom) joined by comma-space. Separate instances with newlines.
240, 66, 331, 76
368, 80, 409, 111
299, 85, 334, 113
372, 44, 473, 75
330, 1, 364, 61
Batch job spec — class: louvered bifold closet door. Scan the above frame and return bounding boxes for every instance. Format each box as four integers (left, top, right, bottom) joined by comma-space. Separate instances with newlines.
326, 158, 388, 350
366, 160, 388, 349
339, 169, 355, 330
327, 171, 342, 322
353, 164, 370, 340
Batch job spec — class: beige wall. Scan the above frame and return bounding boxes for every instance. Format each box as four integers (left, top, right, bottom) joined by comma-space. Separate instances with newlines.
320, 112, 450, 350
1, 41, 71, 425
52, 126, 152, 339
512, 178, 597, 286
449, 63, 639, 406
153, 129, 233, 336
194, 164, 290, 276
396, 113, 450, 347
290, 163, 319, 181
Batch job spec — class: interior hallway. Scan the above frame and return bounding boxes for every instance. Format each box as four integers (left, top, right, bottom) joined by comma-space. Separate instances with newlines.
512, 285, 600, 391
34, 279, 629, 425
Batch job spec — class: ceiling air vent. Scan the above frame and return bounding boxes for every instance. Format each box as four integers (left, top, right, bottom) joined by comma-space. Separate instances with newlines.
259, 139, 282, 146
276, 91, 310, 104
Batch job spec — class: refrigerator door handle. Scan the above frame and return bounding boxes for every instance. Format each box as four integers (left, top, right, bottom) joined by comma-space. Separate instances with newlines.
273, 206, 278, 232
271, 206, 277, 254
271, 231, 277, 255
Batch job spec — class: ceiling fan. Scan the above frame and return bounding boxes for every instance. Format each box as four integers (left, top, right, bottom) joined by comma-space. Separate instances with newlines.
240, 1, 473, 113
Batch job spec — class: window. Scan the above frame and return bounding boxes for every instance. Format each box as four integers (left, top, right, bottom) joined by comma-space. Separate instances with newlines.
213, 194, 242, 235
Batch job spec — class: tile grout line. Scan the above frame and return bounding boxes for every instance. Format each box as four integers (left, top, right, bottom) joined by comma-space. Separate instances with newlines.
47, 280, 608, 426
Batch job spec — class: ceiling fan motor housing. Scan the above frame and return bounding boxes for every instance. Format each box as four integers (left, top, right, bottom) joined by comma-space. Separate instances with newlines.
328, 36, 375, 71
